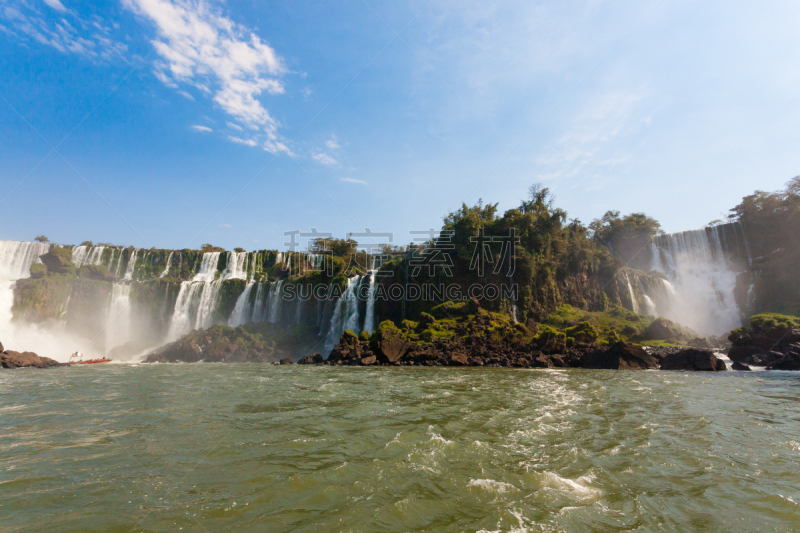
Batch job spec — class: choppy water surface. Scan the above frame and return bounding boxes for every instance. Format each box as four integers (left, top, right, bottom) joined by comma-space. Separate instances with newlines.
2, 365, 799, 532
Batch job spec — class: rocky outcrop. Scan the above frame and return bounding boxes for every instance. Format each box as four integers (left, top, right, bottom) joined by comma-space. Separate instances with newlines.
144, 324, 292, 363
731, 361, 751, 371
580, 342, 659, 370
1, 350, 65, 369
642, 317, 698, 343
728, 313, 800, 369
659, 349, 726, 371
297, 353, 324, 365
279, 357, 293, 365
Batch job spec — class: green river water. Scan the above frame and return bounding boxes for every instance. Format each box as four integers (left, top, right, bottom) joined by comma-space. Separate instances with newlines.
1, 364, 799, 532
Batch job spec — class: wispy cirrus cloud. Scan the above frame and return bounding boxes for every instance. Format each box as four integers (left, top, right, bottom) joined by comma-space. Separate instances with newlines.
191, 124, 212, 132
340, 177, 367, 185
123, 0, 291, 154
313, 152, 337, 166
1, 0, 127, 61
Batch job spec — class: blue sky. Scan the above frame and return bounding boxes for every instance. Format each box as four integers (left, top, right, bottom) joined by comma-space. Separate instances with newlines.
1, 0, 799, 251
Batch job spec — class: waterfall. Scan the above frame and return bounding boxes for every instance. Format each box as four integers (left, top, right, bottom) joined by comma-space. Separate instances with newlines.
323, 276, 361, 353
267, 280, 284, 324
250, 282, 266, 323
624, 273, 639, 314
649, 225, 744, 335
167, 252, 223, 340
229, 281, 255, 327
0, 240, 87, 360
123, 250, 138, 280
0, 240, 50, 279
159, 252, 173, 277
363, 270, 377, 333
223, 252, 249, 280
71, 245, 89, 267
73, 245, 106, 268
105, 283, 132, 350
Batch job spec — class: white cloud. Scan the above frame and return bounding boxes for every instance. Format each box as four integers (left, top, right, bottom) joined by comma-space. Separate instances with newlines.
220, 223, 232, 228
228, 135, 257, 147
191, 124, 212, 132
325, 135, 340, 150
226, 121, 243, 131
340, 177, 367, 185
178, 90, 194, 100
43, 0, 67, 12
313, 152, 337, 166
1, 1, 127, 61
124, 0, 290, 153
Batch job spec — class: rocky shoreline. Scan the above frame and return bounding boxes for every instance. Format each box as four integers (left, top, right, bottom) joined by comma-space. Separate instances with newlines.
295, 308, 729, 371
0, 341, 66, 369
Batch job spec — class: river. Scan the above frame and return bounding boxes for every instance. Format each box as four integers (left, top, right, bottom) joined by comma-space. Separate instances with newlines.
2, 365, 799, 532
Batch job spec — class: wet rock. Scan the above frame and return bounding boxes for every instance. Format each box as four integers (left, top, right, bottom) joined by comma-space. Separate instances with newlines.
359, 355, 377, 366
581, 342, 659, 370
298, 353, 324, 365
660, 349, 727, 371
766, 353, 800, 371
279, 357, 293, 365
0, 340, 4, 353
731, 361, 751, 371
1, 350, 65, 369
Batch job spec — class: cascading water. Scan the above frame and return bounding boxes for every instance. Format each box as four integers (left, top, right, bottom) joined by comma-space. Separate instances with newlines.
0, 241, 87, 360
160, 252, 173, 277
363, 270, 377, 333
649, 224, 746, 335
106, 283, 133, 349
624, 273, 639, 314
323, 276, 361, 353
228, 281, 255, 327
123, 250, 138, 280
267, 280, 284, 324
167, 252, 223, 340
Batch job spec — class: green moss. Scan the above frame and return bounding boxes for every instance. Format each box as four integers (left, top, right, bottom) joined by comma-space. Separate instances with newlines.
749, 312, 800, 331
29, 263, 47, 279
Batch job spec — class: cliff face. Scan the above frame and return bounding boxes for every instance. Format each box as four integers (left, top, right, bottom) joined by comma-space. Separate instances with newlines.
731, 178, 800, 317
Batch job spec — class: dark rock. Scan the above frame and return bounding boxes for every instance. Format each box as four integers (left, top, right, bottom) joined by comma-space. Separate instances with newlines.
660, 349, 726, 371
766, 354, 800, 371
731, 361, 751, 371
581, 342, 659, 370
298, 353, 324, 365
279, 357, 293, 365
1, 350, 65, 369
0, 340, 4, 353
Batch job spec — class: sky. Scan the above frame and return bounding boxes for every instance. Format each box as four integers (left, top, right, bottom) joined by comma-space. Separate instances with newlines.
1, 0, 799, 251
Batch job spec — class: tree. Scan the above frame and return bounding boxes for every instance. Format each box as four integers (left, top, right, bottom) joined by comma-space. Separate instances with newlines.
34, 235, 49, 243
234, 247, 245, 253
589, 211, 662, 269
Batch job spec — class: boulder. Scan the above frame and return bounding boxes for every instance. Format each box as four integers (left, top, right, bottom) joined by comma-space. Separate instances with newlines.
1, 350, 65, 369
582, 342, 659, 370
731, 361, 751, 371
447, 353, 469, 366
371, 321, 413, 364
297, 353, 324, 365
642, 317, 697, 342
38, 246, 76, 275
660, 349, 727, 371
279, 357, 294, 365
359, 355, 377, 366
0, 340, 4, 353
